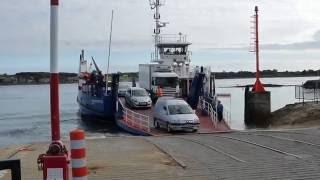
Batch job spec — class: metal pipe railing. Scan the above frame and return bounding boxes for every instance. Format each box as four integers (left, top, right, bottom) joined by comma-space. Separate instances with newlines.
201, 98, 231, 127
122, 105, 150, 132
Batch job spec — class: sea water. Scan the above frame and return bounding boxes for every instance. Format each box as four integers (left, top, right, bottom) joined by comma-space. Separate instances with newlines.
0, 76, 318, 147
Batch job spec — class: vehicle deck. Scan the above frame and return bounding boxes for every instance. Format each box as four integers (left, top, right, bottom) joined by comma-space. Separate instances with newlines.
118, 98, 230, 136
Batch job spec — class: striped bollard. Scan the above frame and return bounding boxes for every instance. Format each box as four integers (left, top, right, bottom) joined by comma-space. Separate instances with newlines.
70, 129, 88, 179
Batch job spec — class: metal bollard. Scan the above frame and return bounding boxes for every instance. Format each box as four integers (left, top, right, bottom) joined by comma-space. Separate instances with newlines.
70, 129, 88, 180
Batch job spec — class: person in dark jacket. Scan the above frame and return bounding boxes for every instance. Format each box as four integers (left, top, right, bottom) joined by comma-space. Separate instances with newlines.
217, 100, 223, 122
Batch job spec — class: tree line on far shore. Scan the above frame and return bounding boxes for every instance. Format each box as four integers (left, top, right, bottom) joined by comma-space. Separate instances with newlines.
213, 69, 320, 79
0, 69, 319, 85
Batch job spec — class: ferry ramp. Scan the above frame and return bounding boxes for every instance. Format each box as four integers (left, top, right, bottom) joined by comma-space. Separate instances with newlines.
2, 128, 320, 179
117, 97, 230, 135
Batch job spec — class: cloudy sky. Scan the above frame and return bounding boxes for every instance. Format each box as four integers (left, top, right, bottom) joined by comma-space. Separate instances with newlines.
1, 0, 320, 73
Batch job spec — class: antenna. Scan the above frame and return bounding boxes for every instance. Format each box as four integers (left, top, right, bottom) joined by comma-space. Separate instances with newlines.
149, 0, 165, 9
106, 10, 114, 89
250, 6, 265, 92
149, 0, 167, 60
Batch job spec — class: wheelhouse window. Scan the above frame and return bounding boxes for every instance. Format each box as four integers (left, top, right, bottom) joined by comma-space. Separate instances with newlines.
160, 47, 186, 55
155, 77, 178, 88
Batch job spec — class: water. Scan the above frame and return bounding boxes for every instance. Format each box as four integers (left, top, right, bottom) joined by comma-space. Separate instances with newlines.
215, 76, 320, 130
0, 76, 319, 147
0, 84, 125, 148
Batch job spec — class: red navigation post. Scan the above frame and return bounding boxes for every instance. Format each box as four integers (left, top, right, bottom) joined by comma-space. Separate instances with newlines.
50, 0, 60, 142
251, 6, 265, 92
245, 6, 271, 127
37, 0, 69, 179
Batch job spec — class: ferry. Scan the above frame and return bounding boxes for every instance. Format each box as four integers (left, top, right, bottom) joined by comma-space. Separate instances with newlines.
77, 50, 119, 120
114, 0, 231, 135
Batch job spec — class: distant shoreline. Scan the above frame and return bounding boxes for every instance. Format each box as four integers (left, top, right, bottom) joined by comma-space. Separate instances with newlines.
0, 82, 77, 86
215, 75, 319, 79
0, 70, 319, 86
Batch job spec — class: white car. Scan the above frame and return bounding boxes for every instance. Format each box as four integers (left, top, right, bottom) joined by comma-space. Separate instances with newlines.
118, 83, 130, 97
125, 87, 152, 108
153, 97, 200, 132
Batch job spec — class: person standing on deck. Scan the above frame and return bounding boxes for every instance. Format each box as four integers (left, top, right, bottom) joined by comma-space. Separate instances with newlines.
157, 85, 163, 97
217, 100, 223, 122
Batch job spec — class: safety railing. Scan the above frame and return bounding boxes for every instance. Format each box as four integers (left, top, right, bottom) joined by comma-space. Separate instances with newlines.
122, 107, 150, 133
295, 85, 320, 102
223, 108, 231, 126
156, 34, 188, 44
216, 93, 232, 126
201, 99, 218, 127
201, 97, 231, 127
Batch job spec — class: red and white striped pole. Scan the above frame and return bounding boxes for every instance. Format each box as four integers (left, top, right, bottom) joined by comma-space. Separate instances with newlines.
70, 129, 88, 179
50, 0, 60, 141
37, 1, 69, 179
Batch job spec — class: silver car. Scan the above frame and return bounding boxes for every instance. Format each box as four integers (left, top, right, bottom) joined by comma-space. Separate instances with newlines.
125, 87, 152, 108
153, 97, 200, 132
118, 83, 130, 97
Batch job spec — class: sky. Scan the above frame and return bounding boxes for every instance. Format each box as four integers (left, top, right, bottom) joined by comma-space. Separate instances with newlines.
1, 0, 320, 74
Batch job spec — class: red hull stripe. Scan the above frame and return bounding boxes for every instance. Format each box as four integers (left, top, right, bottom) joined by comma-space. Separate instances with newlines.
50, 73, 60, 141
72, 167, 88, 177
71, 149, 86, 159
51, 0, 59, 5
70, 129, 85, 140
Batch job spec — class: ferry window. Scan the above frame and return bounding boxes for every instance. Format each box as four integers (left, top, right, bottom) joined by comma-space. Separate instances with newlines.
155, 77, 178, 88
181, 47, 186, 54
164, 48, 172, 54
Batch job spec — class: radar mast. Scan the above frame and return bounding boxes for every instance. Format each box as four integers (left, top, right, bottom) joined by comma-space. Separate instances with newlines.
149, 0, 168, 60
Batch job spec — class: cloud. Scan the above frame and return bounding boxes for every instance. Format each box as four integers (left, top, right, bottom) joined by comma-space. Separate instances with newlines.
2, 0, 320, 73
260, 30, 320, 50
2, 0, 320, 54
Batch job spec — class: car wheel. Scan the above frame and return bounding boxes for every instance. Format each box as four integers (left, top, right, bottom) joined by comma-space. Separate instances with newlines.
154, 118, 159, 129
167, 123, 171, 133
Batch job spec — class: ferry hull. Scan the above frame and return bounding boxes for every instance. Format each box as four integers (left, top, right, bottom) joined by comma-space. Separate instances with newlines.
77, 91, 114, 121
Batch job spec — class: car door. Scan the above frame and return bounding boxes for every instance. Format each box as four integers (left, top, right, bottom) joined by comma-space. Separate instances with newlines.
159, 105, 169, 126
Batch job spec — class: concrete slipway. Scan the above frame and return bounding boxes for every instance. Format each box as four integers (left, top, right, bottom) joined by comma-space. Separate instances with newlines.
1, 128, 320, 179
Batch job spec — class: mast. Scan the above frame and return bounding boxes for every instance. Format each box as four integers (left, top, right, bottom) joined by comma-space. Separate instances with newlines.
250, 6, 265, 92
255, 6, 260, 81
150, 0, 167, 61
106, 10, 114, 89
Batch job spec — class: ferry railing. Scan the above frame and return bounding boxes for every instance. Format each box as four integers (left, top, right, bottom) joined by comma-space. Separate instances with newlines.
156, 34, 188, 44
201, 99, 218, 126
295, 85, 320, 103
216, 93, 232, 126
122, 107, 150, 133
150, 52, 157, 62
201, 97, 232, 127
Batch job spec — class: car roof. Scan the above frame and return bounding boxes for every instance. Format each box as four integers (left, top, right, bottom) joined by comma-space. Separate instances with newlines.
129, 87, 144, 90
157, 97, 188, 106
